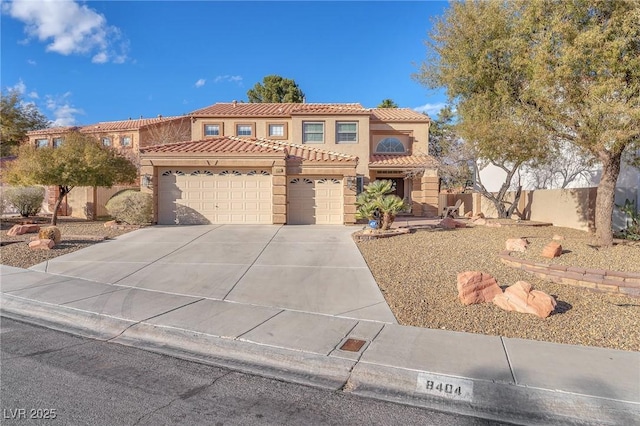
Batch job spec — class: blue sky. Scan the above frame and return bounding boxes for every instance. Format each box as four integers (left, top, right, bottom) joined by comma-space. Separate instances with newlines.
1, 0, 450, 127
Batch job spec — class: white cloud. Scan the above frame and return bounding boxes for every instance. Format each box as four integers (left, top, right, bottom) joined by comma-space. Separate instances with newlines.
4, 0, 129, 64
28, 91, 39, 99
11, 79, 26, 94
214, 75, 243, 85
195, 78, 206, 88
413, 102, 447, 118
27, 59, 37, 65
45, 93, 84, 126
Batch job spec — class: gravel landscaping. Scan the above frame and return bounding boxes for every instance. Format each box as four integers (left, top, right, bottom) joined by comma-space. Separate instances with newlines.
2, 216, 638, 352
356, 224, 640, 352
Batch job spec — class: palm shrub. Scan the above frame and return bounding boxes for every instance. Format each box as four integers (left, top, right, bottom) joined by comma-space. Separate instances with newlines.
4, 186, 44, 217
106, 190, 152, 225
355, 179, 407, 230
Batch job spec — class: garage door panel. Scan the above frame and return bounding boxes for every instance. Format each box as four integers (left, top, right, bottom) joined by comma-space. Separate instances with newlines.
158, 168, 272, 225
287, 177, 343, 225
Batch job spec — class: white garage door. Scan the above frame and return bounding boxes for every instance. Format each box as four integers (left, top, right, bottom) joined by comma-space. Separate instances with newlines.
158, 168, 272, 225
287, 177, 343, 225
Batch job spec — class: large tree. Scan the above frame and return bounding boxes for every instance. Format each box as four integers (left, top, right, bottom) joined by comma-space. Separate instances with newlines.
4, 131, 137, 225
416, 0, 549, 218
1, 89, 50, 157
377, 99, 398, 108
247, 75, 305, 103
417, 0, 639, 245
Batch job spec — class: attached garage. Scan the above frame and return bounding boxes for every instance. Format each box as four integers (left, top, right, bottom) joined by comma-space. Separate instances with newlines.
287, 177, 344, 224
139, 136, 358, 225
158, 167, 272, 225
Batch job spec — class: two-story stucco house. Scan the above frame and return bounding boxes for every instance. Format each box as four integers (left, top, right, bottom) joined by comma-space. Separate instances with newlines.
139, 102, 439, 225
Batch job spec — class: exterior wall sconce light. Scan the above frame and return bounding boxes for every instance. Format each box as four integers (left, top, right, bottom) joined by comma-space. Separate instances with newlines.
142, 174, 153, 188
346, 176, 357, 191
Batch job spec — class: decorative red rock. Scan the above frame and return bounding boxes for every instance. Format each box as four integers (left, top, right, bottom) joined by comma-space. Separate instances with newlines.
493, 281, 557, 318
473, 218, 487, 226
457, 271, 503, 305
440, 217, 466, 229
104, 220, 117, 228
542, 242, 562, 258
28, 239, 55, 250
505, 238, 528, 252
6, 224, 40, 236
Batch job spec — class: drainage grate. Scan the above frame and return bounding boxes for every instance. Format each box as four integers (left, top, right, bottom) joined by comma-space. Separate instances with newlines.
340, 338, 366, 352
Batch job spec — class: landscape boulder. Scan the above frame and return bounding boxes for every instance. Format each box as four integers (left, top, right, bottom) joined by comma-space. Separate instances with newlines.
471, 212, 485, 221
104, 220, 117, 228
28, 239, 55, 250
473, 218, 487, 226
39, 226, 62, 244
505, 238, 528, 252
6, 224, 40, 236
541, 241, 562, 258
439, 217, 466, 229
457, 271, 502, 305
493, 281, 557, 318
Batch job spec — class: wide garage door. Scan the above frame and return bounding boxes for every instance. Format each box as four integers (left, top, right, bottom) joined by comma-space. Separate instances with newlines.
287, 177, 343, 225
158, 168, 272, 225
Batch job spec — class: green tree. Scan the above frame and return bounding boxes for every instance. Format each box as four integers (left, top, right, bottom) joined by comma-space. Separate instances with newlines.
416, 0, 549, 218
4, 131, 137, 225
417, 0, 640, 246
1, 89, 50, 156
524, 0, 640, 246
377, 99, 398, 108
355, 180, 407, 230
247, 75, 305, 103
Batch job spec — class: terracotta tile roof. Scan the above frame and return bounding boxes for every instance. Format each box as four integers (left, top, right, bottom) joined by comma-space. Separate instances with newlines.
369, 154, 439, 169
370, 108, 431, 122
141, 136, 357, 163
189, 102, 367, 117
26, 116, 187, 136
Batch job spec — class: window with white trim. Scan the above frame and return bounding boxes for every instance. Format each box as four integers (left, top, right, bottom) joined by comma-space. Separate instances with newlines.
36, 138, 48, 148
269, 124, 284, 137
303, 122, 324, 143
121, 136, 131, 147
204, 124, 220, 136
53, 137, 63, 148
336, 122, 357, 143
102, 137, 112, 147
376, 137, 405, 153
236, 123, 253, 137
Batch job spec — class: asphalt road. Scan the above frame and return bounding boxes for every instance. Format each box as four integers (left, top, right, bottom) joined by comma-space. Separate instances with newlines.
0, 317, 508, 425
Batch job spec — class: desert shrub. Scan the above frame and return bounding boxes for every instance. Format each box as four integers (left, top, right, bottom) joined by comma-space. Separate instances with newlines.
0, 188, 7, 214
615, 199, 640, 241
106, 190, 152, 225
39, 226, 62, 244
4, 186, 45, 217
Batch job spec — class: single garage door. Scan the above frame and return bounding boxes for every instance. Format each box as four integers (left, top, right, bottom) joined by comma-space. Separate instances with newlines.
287, 177, 343, 224
158, 168, 272, 225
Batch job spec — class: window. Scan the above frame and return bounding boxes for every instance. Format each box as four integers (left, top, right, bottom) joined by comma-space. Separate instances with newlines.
53, 137, 63, 148
268, 123, 288, 139
36, 138, 48, 148
121, 136, 131, 147
336, 122, 358, 143
303, 122, 324, 143
102, 137, 111, 147
236, 124, 253, 136
204, 124, 220, 137
376, 137, 405, 153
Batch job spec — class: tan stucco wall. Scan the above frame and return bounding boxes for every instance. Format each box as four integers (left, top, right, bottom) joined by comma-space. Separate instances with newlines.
370, 121, 430, 156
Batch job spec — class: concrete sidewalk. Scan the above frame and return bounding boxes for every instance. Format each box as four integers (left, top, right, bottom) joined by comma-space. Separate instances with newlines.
1, 225, 638, 425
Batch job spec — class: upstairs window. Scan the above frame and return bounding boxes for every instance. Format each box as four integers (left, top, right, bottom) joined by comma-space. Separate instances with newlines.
303, 122, 324, 143
204, 124, 220, 137
121, 136, 131, 147
376, 137, 405, 153
336, 122, 357, 143
36, 138, 48, 148
268, 123, 285, 138
53, 137, 63, 148
236, 123, 254, 137
102, 137, 111, 147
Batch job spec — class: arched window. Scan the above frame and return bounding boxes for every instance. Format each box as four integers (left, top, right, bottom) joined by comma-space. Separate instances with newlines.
376, 137, 405, 153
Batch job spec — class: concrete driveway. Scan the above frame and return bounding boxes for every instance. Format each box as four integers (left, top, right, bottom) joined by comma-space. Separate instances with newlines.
29, 225, 396, 323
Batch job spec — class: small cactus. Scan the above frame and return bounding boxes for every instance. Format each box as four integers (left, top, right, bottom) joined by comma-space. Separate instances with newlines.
39, 226, 61, 244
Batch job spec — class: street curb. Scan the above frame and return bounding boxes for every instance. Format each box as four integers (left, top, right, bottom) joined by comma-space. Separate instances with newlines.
346, 362, 640, 426
0, 294, 135, 340
112, 322, 355, 391
2, 296, 639, 425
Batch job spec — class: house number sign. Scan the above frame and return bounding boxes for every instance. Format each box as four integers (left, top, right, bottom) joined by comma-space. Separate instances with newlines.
416, 372, 474, 402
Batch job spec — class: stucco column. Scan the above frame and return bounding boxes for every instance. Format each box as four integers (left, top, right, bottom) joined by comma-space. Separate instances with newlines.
272, 160, 287, 224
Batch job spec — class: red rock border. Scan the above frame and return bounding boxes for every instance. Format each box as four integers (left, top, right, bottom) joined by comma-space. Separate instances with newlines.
499, 250, 640, 298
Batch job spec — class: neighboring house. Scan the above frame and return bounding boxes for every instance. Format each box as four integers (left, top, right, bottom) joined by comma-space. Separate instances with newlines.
139, 102, 439, 225
24, 116, 191, 218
